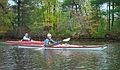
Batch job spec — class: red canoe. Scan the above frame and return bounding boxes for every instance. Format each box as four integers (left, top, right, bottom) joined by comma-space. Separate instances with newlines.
6, 41, 107, 51
6, 40, 44, 46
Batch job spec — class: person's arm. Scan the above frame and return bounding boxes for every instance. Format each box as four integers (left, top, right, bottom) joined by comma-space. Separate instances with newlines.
49, 39, 58, 44
23, 36, 30, 41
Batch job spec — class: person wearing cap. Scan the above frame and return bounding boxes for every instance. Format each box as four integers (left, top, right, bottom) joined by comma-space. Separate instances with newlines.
22, 33, 31, 41
44, 33, 58, 47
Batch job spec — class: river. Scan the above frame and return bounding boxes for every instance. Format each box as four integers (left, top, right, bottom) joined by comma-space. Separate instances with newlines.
0, 42, 120, 70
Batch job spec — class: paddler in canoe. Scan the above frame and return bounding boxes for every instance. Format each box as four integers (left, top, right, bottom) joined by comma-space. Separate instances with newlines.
44, 33, 58, 47
22, 32, 31, 41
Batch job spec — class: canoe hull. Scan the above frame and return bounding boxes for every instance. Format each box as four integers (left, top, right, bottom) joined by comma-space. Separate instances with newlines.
14, 44, 107, 51
6, 41, 107, 51
6, 41, 44, 46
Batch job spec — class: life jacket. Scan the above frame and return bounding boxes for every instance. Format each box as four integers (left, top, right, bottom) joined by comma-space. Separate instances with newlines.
48, 38, 54, 45
48, 41, 51, 44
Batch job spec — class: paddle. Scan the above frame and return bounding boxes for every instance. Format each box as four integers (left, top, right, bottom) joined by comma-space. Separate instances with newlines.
62, 38, 71, 42
39, 37, 71, 47
45, 37, 70, 47
58, 38, 71, 43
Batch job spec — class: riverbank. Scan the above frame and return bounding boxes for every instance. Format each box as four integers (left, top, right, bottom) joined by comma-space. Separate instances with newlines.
1, 37, 119, 44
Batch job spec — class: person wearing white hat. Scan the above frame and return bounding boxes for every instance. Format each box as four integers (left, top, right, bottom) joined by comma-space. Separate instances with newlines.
22, 33, 31, 41
44, 33, 58, 47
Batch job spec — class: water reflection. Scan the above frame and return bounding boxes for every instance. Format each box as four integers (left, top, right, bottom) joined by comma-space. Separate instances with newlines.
0, 43, 16, 70
41, 49, 108, 70
104, 43, 120, 70
0, 43, 120, 70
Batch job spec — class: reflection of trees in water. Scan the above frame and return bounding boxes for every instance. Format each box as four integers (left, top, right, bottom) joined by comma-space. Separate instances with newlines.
0, 45, 17, 70
41, 50, 108, 70
1, 44, 120, 70
0, 45, 9, 70
12, 48, 38, 70
104, 44, 120, 70
10, 47, 48, 70
65, 51, 107, 70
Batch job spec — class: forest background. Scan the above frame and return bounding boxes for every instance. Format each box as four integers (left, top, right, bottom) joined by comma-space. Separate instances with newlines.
0, 0, 120, 41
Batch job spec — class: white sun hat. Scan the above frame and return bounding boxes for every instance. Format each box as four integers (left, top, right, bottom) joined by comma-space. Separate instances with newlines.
47, 33, 52, 37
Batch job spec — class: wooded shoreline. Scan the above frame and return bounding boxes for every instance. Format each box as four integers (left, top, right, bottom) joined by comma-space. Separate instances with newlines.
0, 0, 120, 43
0, 36, 120, 42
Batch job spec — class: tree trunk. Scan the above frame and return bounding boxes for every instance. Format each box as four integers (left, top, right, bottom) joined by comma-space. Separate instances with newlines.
18, 0, 21, 26
53, 4, 57, 30
108, 2, 111, 31
111, 2, 114, 27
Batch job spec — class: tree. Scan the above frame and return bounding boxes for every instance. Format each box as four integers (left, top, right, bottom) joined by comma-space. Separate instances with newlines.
0, 0, 14, 34
11, 0, 35, 36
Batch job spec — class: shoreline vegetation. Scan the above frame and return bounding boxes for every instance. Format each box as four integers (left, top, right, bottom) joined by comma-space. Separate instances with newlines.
1, 38, 119, 46
0, 35, 120, 42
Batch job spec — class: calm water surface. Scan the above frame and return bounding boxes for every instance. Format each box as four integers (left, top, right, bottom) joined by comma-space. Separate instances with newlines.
0, 42, 120, 70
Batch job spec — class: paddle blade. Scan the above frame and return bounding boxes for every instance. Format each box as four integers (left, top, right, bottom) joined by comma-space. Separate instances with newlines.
62, 38, 70, 42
